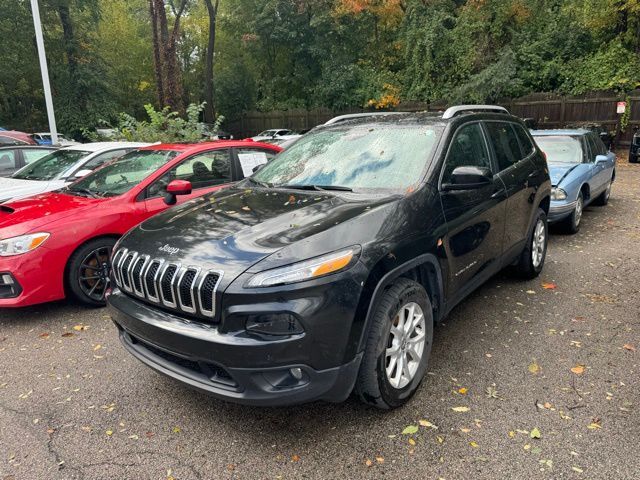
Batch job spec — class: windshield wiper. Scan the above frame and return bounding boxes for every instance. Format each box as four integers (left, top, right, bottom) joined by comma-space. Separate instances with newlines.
68, 188, 100, 199
246, 177, 272, 188
278, 184, 353, 192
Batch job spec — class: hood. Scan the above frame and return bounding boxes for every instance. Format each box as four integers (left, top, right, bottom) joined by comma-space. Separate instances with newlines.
548, 163, 579, 186
122, 186, 399, 282
0, 177, 65, 204
0, 192, 100, 238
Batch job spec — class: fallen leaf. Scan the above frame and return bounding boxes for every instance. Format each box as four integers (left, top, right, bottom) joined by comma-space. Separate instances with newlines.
508, 431, 516, 438
105, 429, 113, 436
469, 441, 479, 448
291, 454, 301, 462
365, 459, 373, 467
408, 438, 416, 446
530, 427, 541, 439
571, 365, 586, 375
39, 332, 50, 338
93, 344, 102, 351
419, 419, 437, 429
526, 290, 536, 294
61, 332, 75, 338
451, 406, 470, 412
542, 282, 557, 290
528, 361, 540, 375
73, 325, 88, 331
623, 343, 636, 352
375, 456, 384, 464
572, 466, 584, 473
402, 425, 419, 435
458, 387, 468, 395
460, 428, 471, 433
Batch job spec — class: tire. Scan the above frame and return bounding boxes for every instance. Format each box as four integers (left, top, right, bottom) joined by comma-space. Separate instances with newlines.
67, 237, 117, 307
355, 278, 433, 409
560, 191, 583, 234
516, 208, 548, 279
593, 178, 613, 206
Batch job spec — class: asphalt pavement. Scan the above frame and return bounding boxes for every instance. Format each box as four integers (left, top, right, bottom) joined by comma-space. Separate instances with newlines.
1, 156, 639, 480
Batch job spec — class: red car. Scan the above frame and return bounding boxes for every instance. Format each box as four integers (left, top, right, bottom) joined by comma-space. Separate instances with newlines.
0, 131, 37, 146
0, 141, 280, 307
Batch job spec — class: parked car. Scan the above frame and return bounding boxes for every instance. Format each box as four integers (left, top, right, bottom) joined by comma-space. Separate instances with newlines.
107, 106, 551, 409
0, 141, 281, 308
629, 127, 640, 163
0, 142, 148, 204
0, 145, 58, 177
31, 132, 81, 146
0, 130, 37, 146
261, 135, 302, 147
250, 129, 298, 142
532, 129, 616, 233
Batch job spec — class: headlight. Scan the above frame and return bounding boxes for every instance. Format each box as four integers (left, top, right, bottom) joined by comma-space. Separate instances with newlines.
246, 247, 358, 288
0, 233, 50, 256
551, 187, 567, 201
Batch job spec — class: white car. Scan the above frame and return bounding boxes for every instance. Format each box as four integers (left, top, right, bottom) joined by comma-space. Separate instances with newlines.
250, 129, 298, 142
32, 132, 81, 146
0, 142, 149, 204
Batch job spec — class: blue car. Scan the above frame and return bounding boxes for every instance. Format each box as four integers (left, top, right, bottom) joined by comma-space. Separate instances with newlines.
531, 129, 616, 233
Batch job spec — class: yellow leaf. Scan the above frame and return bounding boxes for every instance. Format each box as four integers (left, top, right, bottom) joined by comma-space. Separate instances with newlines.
73, 324, 88, 331
408, 438, 416, 446
587, 422, 602, 430
571, 365, 585, 375
105, 429, 113, 436
451, 406, 470, 412
172, 426, 181, 433
375, 456, 384, 464
528, 362, 540, 374
458, 387, 468, 394
419, 419, 437, 429
93, 344, 102, 351
365, 459, 373, 467
470, 441, 479, 448
508, 431, 516, 438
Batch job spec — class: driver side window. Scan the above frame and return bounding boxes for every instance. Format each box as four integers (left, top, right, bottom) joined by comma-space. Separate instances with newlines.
147, 149, 232, 198
442, 123, 491, 183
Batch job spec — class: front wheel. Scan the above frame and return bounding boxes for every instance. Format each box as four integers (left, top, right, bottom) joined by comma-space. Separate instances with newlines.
561, 191, 583, 234
516, 208, 548, 279
67, 238, 117, 307
355, 278, 433, 409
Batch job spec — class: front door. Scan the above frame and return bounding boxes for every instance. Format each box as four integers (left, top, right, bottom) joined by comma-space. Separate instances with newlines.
439, 122, 507, 300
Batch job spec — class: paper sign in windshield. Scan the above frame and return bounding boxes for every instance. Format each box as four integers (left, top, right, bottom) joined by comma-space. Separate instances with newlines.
238, 152, 268, 176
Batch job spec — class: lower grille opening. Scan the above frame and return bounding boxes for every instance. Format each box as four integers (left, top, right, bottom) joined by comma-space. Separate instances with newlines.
128, 334, 237, 389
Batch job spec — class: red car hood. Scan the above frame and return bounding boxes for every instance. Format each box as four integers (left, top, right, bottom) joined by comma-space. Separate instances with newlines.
0, 192, 102, 238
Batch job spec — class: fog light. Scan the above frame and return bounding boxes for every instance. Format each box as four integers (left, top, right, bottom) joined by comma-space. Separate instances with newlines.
1, 274, 14, 285
246, 313, 304, 336
0, 272, 21, 299
290, 367, 303, 380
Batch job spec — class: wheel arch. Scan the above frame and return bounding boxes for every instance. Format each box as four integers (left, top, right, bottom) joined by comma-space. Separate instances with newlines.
353, 253, 444, 356
62, 233, 122, 296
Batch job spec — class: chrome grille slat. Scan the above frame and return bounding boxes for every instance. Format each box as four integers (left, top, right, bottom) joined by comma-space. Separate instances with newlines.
112, 248, 223, 320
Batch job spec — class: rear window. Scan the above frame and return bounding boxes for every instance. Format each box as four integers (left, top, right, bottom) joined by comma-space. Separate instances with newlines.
534, 136, 583, 164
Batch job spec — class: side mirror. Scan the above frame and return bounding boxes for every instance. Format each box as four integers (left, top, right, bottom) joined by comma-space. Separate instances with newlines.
163, 179, 192, 205
443, 166, 493, 190
74, 169, 93, 179
595, 154, 608, 165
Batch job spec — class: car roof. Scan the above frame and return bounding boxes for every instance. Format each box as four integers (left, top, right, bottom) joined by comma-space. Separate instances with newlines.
139, 140, 281, 155
60, 141, 151, 152
0, 145, 57, 150
530, 129, 591, 136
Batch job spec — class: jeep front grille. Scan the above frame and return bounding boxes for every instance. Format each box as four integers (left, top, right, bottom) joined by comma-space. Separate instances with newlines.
112, 248, 223, 319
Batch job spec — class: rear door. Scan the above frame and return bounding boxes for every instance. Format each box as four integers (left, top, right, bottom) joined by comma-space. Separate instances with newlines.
439, 122, 507, 299
484, 121, 538, 255
0, 149, 18, 177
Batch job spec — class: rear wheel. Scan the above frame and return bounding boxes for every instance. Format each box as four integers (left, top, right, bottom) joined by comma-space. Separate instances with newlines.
593, 179, 612, 206
355, 278, 433, 409
67, 238, 117, 307
516, 208, 548, 279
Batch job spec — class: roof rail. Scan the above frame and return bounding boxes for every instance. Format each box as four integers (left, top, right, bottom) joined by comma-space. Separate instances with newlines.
441, 105, 508, 119
323, 112, 407, 126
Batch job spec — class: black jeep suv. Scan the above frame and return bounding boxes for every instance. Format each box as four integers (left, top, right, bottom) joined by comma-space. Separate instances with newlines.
107, 106, 551, 409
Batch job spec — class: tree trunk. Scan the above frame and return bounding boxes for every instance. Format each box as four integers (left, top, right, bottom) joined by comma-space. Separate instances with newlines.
203, 0, 219, 122
149, 0, 165, 107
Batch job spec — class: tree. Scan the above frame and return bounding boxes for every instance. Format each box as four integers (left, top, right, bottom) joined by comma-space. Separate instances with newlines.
203, 0, 220, 122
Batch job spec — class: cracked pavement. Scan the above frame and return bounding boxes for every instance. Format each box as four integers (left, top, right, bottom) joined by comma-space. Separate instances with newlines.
1, 156, 639, 480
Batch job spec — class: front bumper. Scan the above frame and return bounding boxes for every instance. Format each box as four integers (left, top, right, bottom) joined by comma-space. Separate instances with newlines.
548, 200, 577, 223
0, 247, 66, 307
107, 264, 368, 406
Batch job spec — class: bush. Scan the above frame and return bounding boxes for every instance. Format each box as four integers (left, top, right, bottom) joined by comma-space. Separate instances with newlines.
115, 103, 224, 143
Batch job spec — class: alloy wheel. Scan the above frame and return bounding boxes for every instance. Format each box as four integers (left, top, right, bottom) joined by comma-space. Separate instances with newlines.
531, 218, 546, 268
77, 246, 112, 302
385, 302, 426, 389
574, 196, 583, 227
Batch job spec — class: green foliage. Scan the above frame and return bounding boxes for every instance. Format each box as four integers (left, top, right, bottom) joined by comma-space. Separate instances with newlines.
116, 103, 224, 143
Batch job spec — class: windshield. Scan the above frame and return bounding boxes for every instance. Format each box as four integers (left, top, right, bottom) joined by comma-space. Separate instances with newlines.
534, 136, 583, 165
252, 124, 442, 192
12, 149, 91, 181
67, 149, 178, 197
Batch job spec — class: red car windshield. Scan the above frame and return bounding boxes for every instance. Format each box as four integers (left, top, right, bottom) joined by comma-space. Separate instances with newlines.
67, 150, 179, 197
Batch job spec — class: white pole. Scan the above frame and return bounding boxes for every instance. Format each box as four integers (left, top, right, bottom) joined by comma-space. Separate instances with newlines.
30, 0, 58, 145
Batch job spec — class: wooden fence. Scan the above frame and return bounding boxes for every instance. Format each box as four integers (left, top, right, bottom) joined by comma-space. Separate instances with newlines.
226, 90, 640, 146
